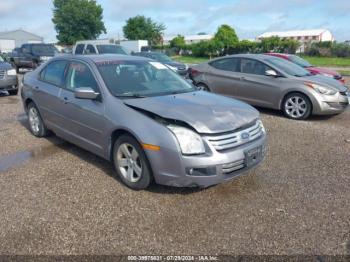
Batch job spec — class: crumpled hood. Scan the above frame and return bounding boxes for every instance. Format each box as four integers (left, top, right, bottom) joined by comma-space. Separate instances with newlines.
124, 91, 260, 134
298, 75, 348, 92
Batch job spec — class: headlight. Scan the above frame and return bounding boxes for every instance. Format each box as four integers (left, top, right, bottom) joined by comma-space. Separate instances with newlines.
305, 82, 337, 95
7, 69, 16, 76
168, 125, 205, 155
257, 119, 266, 134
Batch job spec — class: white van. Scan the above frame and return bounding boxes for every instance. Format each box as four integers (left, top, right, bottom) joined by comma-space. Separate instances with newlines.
73, 40, 129, 55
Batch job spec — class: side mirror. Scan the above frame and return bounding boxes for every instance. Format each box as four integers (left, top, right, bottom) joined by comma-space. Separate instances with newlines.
74, 87, 99, 100
265, 70, 278, 77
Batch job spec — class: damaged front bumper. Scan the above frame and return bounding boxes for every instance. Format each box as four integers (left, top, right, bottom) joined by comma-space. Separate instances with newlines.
146, 132, 267, 188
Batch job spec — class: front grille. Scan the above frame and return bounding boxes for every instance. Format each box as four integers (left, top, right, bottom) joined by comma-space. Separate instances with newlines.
222, 159, 245, 174
0, 70, 5, 80
205, 120, 264, 151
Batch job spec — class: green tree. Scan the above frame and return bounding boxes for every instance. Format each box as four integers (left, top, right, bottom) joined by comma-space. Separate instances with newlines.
52, 0, 106, 45
259, 37, 299, 54
214, 24, 239, 53
170, 35, 186, 49
123, 15, 166, 46
190, 40, 223, 58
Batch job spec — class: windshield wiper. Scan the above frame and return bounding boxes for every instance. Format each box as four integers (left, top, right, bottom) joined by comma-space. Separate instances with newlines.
117, 93, 147, 98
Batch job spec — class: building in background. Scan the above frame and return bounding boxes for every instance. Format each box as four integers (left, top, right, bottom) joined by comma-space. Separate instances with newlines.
163, 34, 214, 45
0, 29, 43, 53
257, 29, 334, 52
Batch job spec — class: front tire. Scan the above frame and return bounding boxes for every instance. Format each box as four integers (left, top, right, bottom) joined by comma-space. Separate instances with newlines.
27, 102, 49, 137
282, 93, 312, 120
113, 135, 153, 190
196, 83, 210, 92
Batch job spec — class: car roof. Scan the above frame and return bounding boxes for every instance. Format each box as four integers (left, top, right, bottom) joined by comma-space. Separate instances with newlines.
265, 53, 291, 58
209, 54, 270, 62
140, 51, 163, 55
51, 54, 152, 64
75, 40, 113, 45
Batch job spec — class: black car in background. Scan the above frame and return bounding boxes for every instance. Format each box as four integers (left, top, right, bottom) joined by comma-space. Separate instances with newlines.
133, 51, 188, 76
9, 43, 58, 73
0, 55, 18, 95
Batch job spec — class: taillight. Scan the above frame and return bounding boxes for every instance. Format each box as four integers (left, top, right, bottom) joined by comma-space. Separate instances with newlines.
189, 68, 200, 78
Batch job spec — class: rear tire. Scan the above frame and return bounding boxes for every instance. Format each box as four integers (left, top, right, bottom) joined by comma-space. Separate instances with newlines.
196, 83, 210, 92
282, 92, 312, 120
113, 135, 153, 190
27, 102, 49, 137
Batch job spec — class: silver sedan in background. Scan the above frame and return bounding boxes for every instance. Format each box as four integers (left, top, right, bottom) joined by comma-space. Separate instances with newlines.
190, 54, 349, 120
21, 55, 266, 189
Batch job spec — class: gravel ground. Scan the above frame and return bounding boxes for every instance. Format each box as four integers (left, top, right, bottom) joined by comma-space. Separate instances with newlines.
0, 76, 349, 256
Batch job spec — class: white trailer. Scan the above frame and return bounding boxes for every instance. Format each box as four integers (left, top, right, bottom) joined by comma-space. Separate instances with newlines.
0, 39, 15, 53
119, 40, 149, 53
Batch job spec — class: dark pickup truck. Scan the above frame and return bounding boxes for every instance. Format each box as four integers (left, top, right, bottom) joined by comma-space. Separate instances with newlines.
9, 43, 58, 73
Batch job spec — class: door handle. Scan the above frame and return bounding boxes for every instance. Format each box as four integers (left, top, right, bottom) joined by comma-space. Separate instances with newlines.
34, 86, 39, 91
63, 97, 69, 104
240, 76, 246, 81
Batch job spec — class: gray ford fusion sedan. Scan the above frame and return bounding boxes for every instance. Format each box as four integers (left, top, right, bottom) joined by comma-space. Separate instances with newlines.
21, 55, 266, 189
190, 54, 349, 120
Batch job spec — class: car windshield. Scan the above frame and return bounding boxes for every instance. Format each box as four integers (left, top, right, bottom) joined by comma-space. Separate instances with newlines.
96, 45, 128, 55
149, 53, 172, 63
32, 45, 57, 55
266, 57, 312, 77
288, 55, 312, 68
97, 60, 196, 97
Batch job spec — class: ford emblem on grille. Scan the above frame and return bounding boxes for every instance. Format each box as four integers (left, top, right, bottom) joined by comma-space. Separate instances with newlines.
241, 132, 250, 140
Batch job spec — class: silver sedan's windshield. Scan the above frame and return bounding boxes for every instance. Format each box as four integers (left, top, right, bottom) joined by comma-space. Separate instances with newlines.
97, 60, 195, 97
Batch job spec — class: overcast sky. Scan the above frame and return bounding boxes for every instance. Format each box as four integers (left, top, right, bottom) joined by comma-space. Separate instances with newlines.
0, 0, 349, 42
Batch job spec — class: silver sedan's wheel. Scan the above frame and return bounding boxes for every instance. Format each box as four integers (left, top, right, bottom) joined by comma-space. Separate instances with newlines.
284, 94, 311, 119
28, 106, 40, 134
116, 143, 143, 183
113, 135, 153, 189
197, 83, 210, 92
27, 102, 49, 137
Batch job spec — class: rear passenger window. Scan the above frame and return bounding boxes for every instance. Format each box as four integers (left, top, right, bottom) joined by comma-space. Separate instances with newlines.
85, 44, 96, 54
65, 62, 98, 92
241, 59, 271, 75
210, 58, 240, 72
75, 44, 84, 54
40, 60, 67, 86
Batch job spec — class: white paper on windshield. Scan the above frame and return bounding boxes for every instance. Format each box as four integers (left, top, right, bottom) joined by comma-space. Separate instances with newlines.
149, 61, 168, 69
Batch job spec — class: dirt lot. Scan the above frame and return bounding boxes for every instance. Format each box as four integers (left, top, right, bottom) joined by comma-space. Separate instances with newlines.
0, 76, 349, 256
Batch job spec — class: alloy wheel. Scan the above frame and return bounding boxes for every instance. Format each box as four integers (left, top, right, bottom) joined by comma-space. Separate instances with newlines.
116, 143, 143, 183
28, 107, 40, 134
284, 96, 307, 118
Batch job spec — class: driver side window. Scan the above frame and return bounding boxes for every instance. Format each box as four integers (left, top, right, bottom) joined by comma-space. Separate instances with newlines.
65, 62, 99, 92
241, 59, 272, 76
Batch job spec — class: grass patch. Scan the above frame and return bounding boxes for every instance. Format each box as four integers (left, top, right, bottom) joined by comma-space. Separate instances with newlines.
171, 55, 209, 64
338, 70, 350, 76
300, 56, 350, 67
